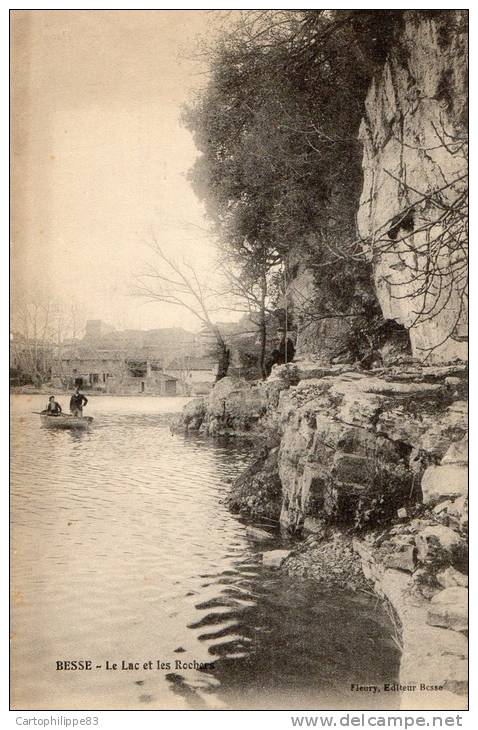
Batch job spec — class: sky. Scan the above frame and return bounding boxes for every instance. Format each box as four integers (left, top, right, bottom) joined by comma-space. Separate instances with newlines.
11, 10, 233, 333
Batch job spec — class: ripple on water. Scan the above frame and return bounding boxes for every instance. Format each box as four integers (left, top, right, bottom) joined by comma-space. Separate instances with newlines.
11, 394, 400, 710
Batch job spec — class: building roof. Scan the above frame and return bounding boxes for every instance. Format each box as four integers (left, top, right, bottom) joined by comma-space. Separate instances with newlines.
60, 348, 126, 361
85, 327, 197, 348
166, 356, 216, 371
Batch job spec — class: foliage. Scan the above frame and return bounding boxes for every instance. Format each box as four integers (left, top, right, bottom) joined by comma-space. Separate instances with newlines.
413, 537, 468, 595
10, 296, 85, 386
181, 10, 405, 361
352, 461, 416, 531
134, 239, 231, 381
183, 10, 402, 248
182, 10, 469, 362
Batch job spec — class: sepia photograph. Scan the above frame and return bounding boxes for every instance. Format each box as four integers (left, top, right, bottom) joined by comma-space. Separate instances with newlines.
10, 8, 468, 713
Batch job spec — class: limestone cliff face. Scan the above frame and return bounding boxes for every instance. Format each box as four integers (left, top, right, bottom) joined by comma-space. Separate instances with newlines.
274, 364, 467, 533
290, 13, 467, 365
177, 363, 467, 537
250, 361, 468, 705
289, 264, 368, 362
174, 360, 468, 706
358, 11, 468, 362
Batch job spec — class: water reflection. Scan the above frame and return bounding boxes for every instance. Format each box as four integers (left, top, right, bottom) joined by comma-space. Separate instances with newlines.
11, 394, 400, 710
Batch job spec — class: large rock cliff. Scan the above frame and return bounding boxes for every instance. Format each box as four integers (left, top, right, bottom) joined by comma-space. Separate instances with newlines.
173, 10, 468, 709
358, 11, 468, 362
174, 361, 467, 539
227, 360, 468, 708
274, 364, 467, 532
290, 12, 467, 365
174, 359, 468, 707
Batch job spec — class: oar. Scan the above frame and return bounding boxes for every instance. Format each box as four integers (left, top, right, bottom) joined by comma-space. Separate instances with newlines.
32, 411, 69, 416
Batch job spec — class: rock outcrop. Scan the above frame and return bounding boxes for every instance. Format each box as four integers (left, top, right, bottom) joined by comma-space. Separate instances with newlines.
274, 362, 467, 534
352, 533, 468, 710
358, 10, 468, 362
171, 376, 270, 437
226, 445, 282, 522
177, 361, 467, 539
185, 356, 467, 706
262, 549, 292, 568
172, 12, 468, 708
276, 363, 468, 708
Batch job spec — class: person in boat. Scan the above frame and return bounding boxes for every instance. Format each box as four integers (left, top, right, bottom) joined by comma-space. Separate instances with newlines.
44, 395, 62, 416
70, 387, 88, 417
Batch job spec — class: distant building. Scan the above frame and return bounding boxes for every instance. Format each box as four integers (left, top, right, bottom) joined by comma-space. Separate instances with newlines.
50, 319, 219, 396
164, 356, 217, 395
84, 319, 116, 341
86, 322, 199, 366
105, 364, 178, 396
51, 348, 180, 395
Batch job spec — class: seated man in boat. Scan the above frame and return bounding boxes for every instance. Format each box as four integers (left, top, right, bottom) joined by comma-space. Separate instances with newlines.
70, 386, 88, 417
44, 395, 62, 416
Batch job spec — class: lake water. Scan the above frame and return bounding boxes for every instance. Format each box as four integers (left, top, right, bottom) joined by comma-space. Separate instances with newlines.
11, 394, 400, 710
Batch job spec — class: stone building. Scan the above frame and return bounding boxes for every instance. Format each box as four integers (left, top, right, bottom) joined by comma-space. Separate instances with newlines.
164, 356, 217, 395
50, 319, 221, 395
51, 347, 179, 395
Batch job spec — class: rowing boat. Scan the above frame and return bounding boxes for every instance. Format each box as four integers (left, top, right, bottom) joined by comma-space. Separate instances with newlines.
40, 414, 94, 430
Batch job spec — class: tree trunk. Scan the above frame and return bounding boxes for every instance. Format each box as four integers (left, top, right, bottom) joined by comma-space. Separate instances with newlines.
215, 340, 230, 382
211, 325, 230, 381
259, 274, 267, 380
259, 319, 267, 380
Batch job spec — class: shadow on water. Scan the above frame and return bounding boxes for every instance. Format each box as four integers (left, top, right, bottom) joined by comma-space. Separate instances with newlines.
164, 559, 401, 710
11, 395, 400, 710
41, 428, 91, 443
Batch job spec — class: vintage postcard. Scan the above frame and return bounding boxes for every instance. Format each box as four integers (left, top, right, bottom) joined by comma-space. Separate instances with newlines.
10, 9, 468, 712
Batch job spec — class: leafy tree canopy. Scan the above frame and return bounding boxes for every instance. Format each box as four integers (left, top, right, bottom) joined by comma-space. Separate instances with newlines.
182, 10, 402, 266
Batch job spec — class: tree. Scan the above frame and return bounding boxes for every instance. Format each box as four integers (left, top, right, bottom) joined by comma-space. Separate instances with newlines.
181, 10, 404, 364
183, 10, 401, 245
218, 244, 283, 378
134, 238, 230, 381
183, 10, 467, 363
11, 296, 86, 386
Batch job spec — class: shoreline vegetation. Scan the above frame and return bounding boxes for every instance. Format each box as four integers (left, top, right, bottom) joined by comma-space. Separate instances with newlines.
11, 8, 467, 712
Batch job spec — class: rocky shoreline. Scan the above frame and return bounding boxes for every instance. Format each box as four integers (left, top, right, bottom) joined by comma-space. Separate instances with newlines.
172, 359, 468, 709
170, 9, 468, 711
